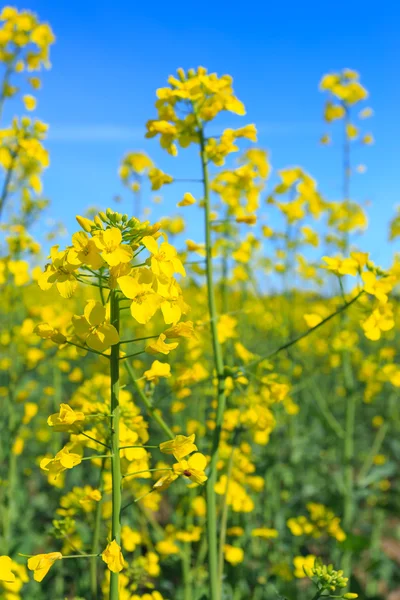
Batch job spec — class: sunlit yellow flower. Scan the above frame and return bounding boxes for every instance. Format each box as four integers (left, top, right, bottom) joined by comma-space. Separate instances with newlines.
93, 227, 133, 266
159, 434, 197, 460
173, 452, 208, 484
142, 235, 186, 278
145, 333, 179, 355
47, 403, 85, 432
144, 360, 171, 382
0, 556, 15, 583
27, 552, 62, 582
38, 246, 79, 298
40, 446, 82, 479
72, 300, 119, 352
101, 540, 124, 573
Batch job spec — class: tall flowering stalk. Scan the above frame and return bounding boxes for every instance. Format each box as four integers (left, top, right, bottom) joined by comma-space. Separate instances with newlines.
319, 69, 376, 579
30, 209, 207, 598
144, 67, 268, 599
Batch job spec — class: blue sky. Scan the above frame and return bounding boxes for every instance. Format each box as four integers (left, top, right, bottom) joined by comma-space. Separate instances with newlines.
6, 0, 400, 265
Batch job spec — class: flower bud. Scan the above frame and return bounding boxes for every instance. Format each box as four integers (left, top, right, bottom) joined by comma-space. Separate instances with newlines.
343, 594, 358, 599
76, 215, 94, 232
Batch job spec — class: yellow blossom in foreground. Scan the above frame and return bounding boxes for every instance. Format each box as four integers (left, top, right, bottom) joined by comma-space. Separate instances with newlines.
101, 540, 124, 573
145, 333, 179, 355
40, 446, 82, 479
322, 256, 358, 277
164, 320, 195, 339
72, 300, 119, 352
159, 434, 197, 460
0, 556, 15, 583
152, 471, 179, 492
47, 403, 85, 432
144, 360, 171, 382
38, 246, 79, 298
173, 452, 208, 484
118, 273, 161, 324
27, 552, 62, 582
142, 235, 186, 277
93, 227, 133, 266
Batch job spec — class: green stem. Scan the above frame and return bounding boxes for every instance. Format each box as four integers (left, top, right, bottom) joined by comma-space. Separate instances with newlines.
79, 430, 110, 449
124, 362, 174, 438
90, 457, 106, 600
198, 122, 227, 600
218, 444, 235, 590
109, 290, 121, 600
342, 354, 356, 578
181, 547, 193, 600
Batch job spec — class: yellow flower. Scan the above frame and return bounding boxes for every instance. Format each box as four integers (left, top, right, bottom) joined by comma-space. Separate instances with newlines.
324, 102, 345, 122
38, 246, 79, 298
293, 555, 316, 578
40, 446, 82, 479
118, 272, 161, 324
159, 434, 198, 460
34, 322, 66, 344
164, 321, 195, 339
361, 304, 395, 341
322, 256, 358, 277
0, 556, 15, 583
251, 528, 279, 539
145, 333, 179, 355
173, 452, 208, 484
72, 300, 119, 352
346, 123, 358, 140
101, 540, 124, 573
142, 235, 186, 278
224, 545, 244, 565
27, 552, 62, 582
23, 94, 37, 111
47, 403, 85, 432
177, 192, 196, 207
303, 313, 323, 328
362, 133, 374, 144
362, 271, 394, 304
93, 227, 133, 266
152, 471, 179, 491
144, 360, 171, 382
148, 167, 173, 190
68, 231, 104, 269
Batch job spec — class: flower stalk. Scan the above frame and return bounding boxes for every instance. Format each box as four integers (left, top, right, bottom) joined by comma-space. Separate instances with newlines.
109, 289, 121, 600
198, 123, 227, 600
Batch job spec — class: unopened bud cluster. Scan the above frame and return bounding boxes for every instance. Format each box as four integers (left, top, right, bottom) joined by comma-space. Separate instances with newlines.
305, 559, 358, 598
